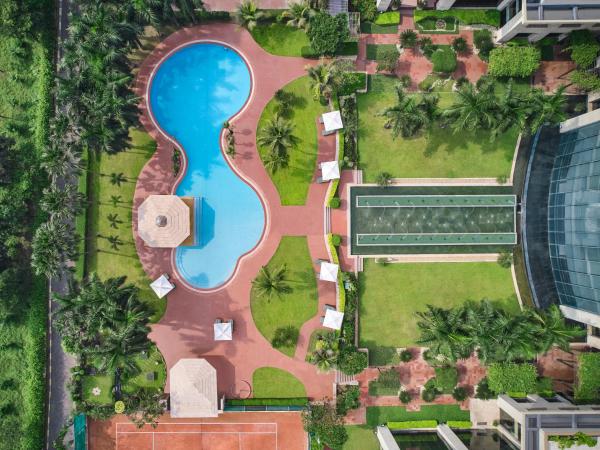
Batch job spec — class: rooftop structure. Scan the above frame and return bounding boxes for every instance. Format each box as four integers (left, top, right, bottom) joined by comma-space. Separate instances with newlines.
169, 359, 219, 418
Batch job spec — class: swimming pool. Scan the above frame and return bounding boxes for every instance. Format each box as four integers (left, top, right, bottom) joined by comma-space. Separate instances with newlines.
149, 43, 265, 289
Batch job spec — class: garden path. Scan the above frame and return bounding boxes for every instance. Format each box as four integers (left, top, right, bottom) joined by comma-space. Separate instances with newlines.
133, 23, 337, 400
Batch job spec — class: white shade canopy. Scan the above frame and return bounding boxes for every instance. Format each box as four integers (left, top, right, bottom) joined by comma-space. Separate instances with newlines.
322, 111, 343, 132
170, 359, 219, 418
138, 195, 190, 248
150, 274, 174, 298
323, 309, 344, 330
213, 321, 232, 341
321, 161, 340, 181
319, 262, 339, 282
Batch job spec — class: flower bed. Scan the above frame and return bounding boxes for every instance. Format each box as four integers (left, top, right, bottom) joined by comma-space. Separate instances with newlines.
416, 16, 458, 34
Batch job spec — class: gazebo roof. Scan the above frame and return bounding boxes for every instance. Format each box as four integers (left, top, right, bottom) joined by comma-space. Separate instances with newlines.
323, 309, 344, 330
321, 161, 340, 181
319, 262, 339, 282
170, 359, 219, 418
138, 195, 190, 248
322, 111, 343, 132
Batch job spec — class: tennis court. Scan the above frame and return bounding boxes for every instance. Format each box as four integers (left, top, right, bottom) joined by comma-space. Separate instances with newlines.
350, 186, 517, 255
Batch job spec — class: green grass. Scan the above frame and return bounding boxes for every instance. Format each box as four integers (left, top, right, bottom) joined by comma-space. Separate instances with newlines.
416, 16, 459, 34
252, 367, 307, 398
357, 75, 519, 180
361, 21, 399, 34
366, 44, 398, 60
366, 405, 470, 426
251, 237, 318, 356
375, 11, 400, 26
257, 76, 327, 205
82, 374, 114, 405
250, 22, 312, 57
359, 260, 519, 365
85, 128, 166, 322
343, 426, 379, 450
368, 382, 400, 397
122, 346, 167, 394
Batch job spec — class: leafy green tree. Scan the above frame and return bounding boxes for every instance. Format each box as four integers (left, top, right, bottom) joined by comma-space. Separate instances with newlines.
381, 85, 438, 138
252, 265, 291, 300
280, 1, 314, 29
302, 402, 348, 449
236, 0, 263, 30
31, 218, 78, 279
525, 86, 567, 133
337, 348, 368, 375
307, 12, 349, 56
351, 0, 377, 22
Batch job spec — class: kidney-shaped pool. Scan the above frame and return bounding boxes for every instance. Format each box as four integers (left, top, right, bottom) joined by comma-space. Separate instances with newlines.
149, 43, 265, 289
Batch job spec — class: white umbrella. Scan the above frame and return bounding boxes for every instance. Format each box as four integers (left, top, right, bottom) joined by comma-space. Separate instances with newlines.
150, 274, 174, 298
213, 321, 233, 341
319, 262, 339, 282
322, 111, 343, 132
321, 161, 340, 181
323, 309, 344, 330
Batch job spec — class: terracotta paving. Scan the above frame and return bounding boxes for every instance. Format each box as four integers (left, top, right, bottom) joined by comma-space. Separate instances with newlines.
133, 23, 336, 400
88, 412, 306, 450
534, 60, 578, 93
345, 349, 486, 425
537, 345, 583, 395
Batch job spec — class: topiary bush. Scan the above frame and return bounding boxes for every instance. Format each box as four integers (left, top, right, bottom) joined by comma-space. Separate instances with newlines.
399, 390, 412, 404
431, 47, 457, 73
331, 234, 342, 246
488, 46, 541, 77
452, 37, 468, 54
422, 386, 438, 402
114, 400, 125, 414
400, 349, 413, 362
487, 363, 538, 395
271, 326, 300, 348
434, 366, 458, 393
452, 386, 468, 401
329, 197, 341, 208
475, 377, 495, 400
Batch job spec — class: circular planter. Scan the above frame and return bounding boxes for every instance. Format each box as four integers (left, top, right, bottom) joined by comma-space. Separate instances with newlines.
435, 19, 446, 30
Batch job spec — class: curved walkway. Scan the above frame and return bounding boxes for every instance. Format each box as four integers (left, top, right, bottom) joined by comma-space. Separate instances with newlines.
133, 23, 335, 399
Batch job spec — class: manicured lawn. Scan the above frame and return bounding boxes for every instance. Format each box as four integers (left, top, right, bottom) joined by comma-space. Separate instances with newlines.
359, 260, 519, 365
257, 76, 327, 205
366, 44, 398, 60
82, 374, 113, 405
343, 426, 379, 450
252, 367, 307, 398
122, 346, 167, 394
250, 22, 311, 57
251, 237, 318, 356
361, 22, 399, 34
357, 75, 519, 181
85, 128, 166, 322
366, 405, 470, 426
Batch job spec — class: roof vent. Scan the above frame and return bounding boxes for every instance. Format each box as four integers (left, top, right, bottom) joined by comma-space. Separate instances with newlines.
156, 215, 168, 227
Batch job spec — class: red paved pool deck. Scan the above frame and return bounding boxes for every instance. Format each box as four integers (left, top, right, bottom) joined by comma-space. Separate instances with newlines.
133, 23, 337, 400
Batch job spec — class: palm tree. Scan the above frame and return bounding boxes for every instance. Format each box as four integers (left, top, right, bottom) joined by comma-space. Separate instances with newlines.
236, 0, 264, 30
280, 1, 314, 30
119, 0, 160, 26
252, 265, 291, 301
306, 62, 338, 101
107, 213, 123, 229
257, 115, 298, 159
443, 83, 498, 133
41, 143, 83, 181
106, 235, 124, 251
41, 184, 86, 220
262, 151, 289, 173
376, 172, 392, 187
31, 218, 78, 279
309, 348, 338, 372
110, 172, 127, 186
525, 86, 567, 133
416, 305, 472, 362
380, 85, 429, 138
491, 80, 528, 140
528, 305, 585, 354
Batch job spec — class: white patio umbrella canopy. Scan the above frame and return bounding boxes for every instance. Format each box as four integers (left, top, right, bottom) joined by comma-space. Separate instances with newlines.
213, 322, 232, 341
319, 262, 339, 282
323, 309, 344, 330
150, 274, 174, 299
138, 195, 190, 248
321, 161, 340, 181
322, 111, 343, 132
170, 359, 219, 418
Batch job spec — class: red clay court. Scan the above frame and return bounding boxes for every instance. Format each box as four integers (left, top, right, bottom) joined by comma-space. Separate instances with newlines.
89, 412, 307, 450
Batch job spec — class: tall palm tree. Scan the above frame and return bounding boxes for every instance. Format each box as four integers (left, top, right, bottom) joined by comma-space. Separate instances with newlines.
443, 83, 498, 133
252, 265, 291, 301
380, 85, 430, 138
258, 115, 298, 159
31, 218, 78, 279
280, 1, 314, 30
306, 62, 338, 100
262, 151, 289, 173
528, 305, 585, 354
309, 348, 338, 372
41, 183, 86, 220
41, 143, 83, 181
119, 0, 161, 27
236, 0, 264, 30
491, 80, 528, 141
525, 86, 567, 133
416, 305, 471, 361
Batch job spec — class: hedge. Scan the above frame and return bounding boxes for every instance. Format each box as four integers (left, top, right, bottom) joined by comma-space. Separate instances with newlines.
375, 11, 400, 26
487, 363, 538, 394
338, 72, 367, 96
388, 420, 438, 430
414, 9, 500, 27
447, 421, 472, 429
326, 233, 346, 311
568, 30, 600, 69
574, 353, 600, 404
488, 46, 541, 77
227, 397, 308, 406
570, 70, 600, 92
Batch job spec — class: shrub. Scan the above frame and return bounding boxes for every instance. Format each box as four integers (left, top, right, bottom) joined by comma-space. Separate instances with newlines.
418, 76, 435, 92
473, 29, 494, 61
475, 378, 495, 400
352, 0, 377, 22
376, 48, 399, 72
400, 30, 418, 49
331, 234, 342, 246
497, 251, 513, 268
336, 385, 360, 416
570, 70, 600, 92
487, 363, 538, 395
434, 366, 458, 393
308, 13, 349, 56
488, 46, 541, 77
422, 382, 439, 402
388, 420, 438, 430
375, 11, 400, 26
271, 326, 300, 348
329, 197, 341, 208
452, 37, 468, 54
338, 348, 368, 375
419, 37, 436, 58
452, 386, 468, 401
431, 46, 457, 73
339, 72, 367, 95
413, 9, 500, 27
537, 377, 554, 397
114, 401, 125, 414
568, 30, 600, 69
399, 390, 412, 404
549, 432, 598, 450
574, 353, 600, 403
447, 420, 472, 429
400, 349, 413, 362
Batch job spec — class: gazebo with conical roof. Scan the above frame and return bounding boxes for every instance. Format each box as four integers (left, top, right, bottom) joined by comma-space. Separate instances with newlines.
138, 195, 190, 248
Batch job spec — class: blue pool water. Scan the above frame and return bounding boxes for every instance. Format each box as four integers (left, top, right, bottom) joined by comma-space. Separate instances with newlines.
149, 43, 265, 289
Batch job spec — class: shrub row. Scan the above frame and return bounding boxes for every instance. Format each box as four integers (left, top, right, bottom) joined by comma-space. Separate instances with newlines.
447, 421, 472, 429
227, 397, 308, 406
388, 420, 438, 430
414, 8, 500, 27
